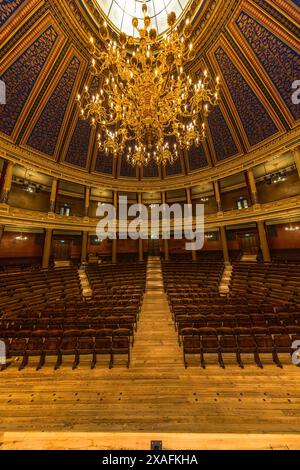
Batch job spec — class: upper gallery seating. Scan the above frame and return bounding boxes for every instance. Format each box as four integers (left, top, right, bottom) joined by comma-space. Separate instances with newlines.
271, 249, 300, 264
0, 262, 147, 371
162, 256, 300, 369
167, 250, 241, 263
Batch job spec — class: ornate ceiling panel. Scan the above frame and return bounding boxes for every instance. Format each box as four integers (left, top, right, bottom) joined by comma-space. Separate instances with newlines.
64, 118, 92, 168
165, 154, 183, 178
0, 0, 299, 188
187, 144, 209, 172
233, 6, 300, 124
207, 104, 241, 162
0, 24, 59, 137
0, 0, 26, 28
25, 55, 81, 156
215, 45, 279, 146
142, 159, 160, 179
94, 149, 114, 175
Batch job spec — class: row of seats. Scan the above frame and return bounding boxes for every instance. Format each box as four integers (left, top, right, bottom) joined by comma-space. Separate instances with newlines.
0, 261, 147, 370
0, 267, 82, 314
162, 256, 300, 367
230, 262, 300, 305
1, 328, 130, 371
165, 251, 242, 262
182, 326, 299, 369
162, 259, 224, 295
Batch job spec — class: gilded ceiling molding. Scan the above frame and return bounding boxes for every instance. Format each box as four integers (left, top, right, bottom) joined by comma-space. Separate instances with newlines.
1, 125, 299, 191
189, 0, 237, 56
0, 194, 300, 232
259, 0, 300, 29
0, 0, 44, 45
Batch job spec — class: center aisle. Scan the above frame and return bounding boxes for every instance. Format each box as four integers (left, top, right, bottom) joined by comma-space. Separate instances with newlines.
131, 256, 183, 368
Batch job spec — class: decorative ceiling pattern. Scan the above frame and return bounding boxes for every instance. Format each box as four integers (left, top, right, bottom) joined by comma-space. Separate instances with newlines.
188, 144, 208, 172
235, 11, 300, 121
165, 155, 183, 177
0, 25, 58, 136
214, 46, 279, 147
64, 118, 92, 168
142, 159, 160, 178
207, 106, 239, 162
0, 0, 299, 185
26, 56, 81, 156
94, 150, 114, 175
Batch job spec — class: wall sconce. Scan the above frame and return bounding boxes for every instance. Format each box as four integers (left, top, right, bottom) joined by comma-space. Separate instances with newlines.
15, 233, 28, 241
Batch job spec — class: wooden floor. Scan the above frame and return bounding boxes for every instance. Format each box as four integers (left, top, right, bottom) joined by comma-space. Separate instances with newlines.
1, 257, 300, 449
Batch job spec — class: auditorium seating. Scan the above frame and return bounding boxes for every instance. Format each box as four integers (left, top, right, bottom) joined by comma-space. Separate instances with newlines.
271, 249, 300, 264
162, 257, 300, 368
0, 262, 146, 370
86, 263, 147, 297
162, 258, 225, 312
0, 267, 82, 314
167, 250, 242, 262
230, 262, 300, 305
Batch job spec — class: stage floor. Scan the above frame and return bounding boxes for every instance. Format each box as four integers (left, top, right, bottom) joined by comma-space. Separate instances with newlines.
1, 292, 300, 449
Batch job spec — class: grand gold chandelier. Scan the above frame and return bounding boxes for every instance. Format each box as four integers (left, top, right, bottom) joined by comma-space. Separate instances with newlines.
77, 2, 220, 168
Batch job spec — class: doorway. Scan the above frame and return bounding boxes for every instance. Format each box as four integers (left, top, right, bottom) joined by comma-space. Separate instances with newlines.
148, 238, 160, 256
239, 234, 258, 255
53, 240, 71, 261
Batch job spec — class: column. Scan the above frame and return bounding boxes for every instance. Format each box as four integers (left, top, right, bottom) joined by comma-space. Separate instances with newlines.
219, 226, 230, 264
112, 191, 118, 263
257, 221, 271, 263
186, 188, 197, 262
84, 186, 91, 217
138, 193, 143, 262
42, 228, 53, 269
49, 177, 58, 213
213, 180, 222, 212
162, 192, 169, 261
81, 231, 88, 264
246, 168, 259, 205
0, 161, 14, 204
294, 147, 300, 179
0, 225, 4, 244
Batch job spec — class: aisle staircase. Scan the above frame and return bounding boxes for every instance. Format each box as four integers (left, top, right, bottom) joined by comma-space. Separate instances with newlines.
78, 268, 93, 299
240, 254, 257, 262
131, 256, 182, 368
219, 264, 233, 295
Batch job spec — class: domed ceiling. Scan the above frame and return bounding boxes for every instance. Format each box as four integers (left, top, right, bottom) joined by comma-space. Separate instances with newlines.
97, 0, 193, 36
0, 0, 299, 189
